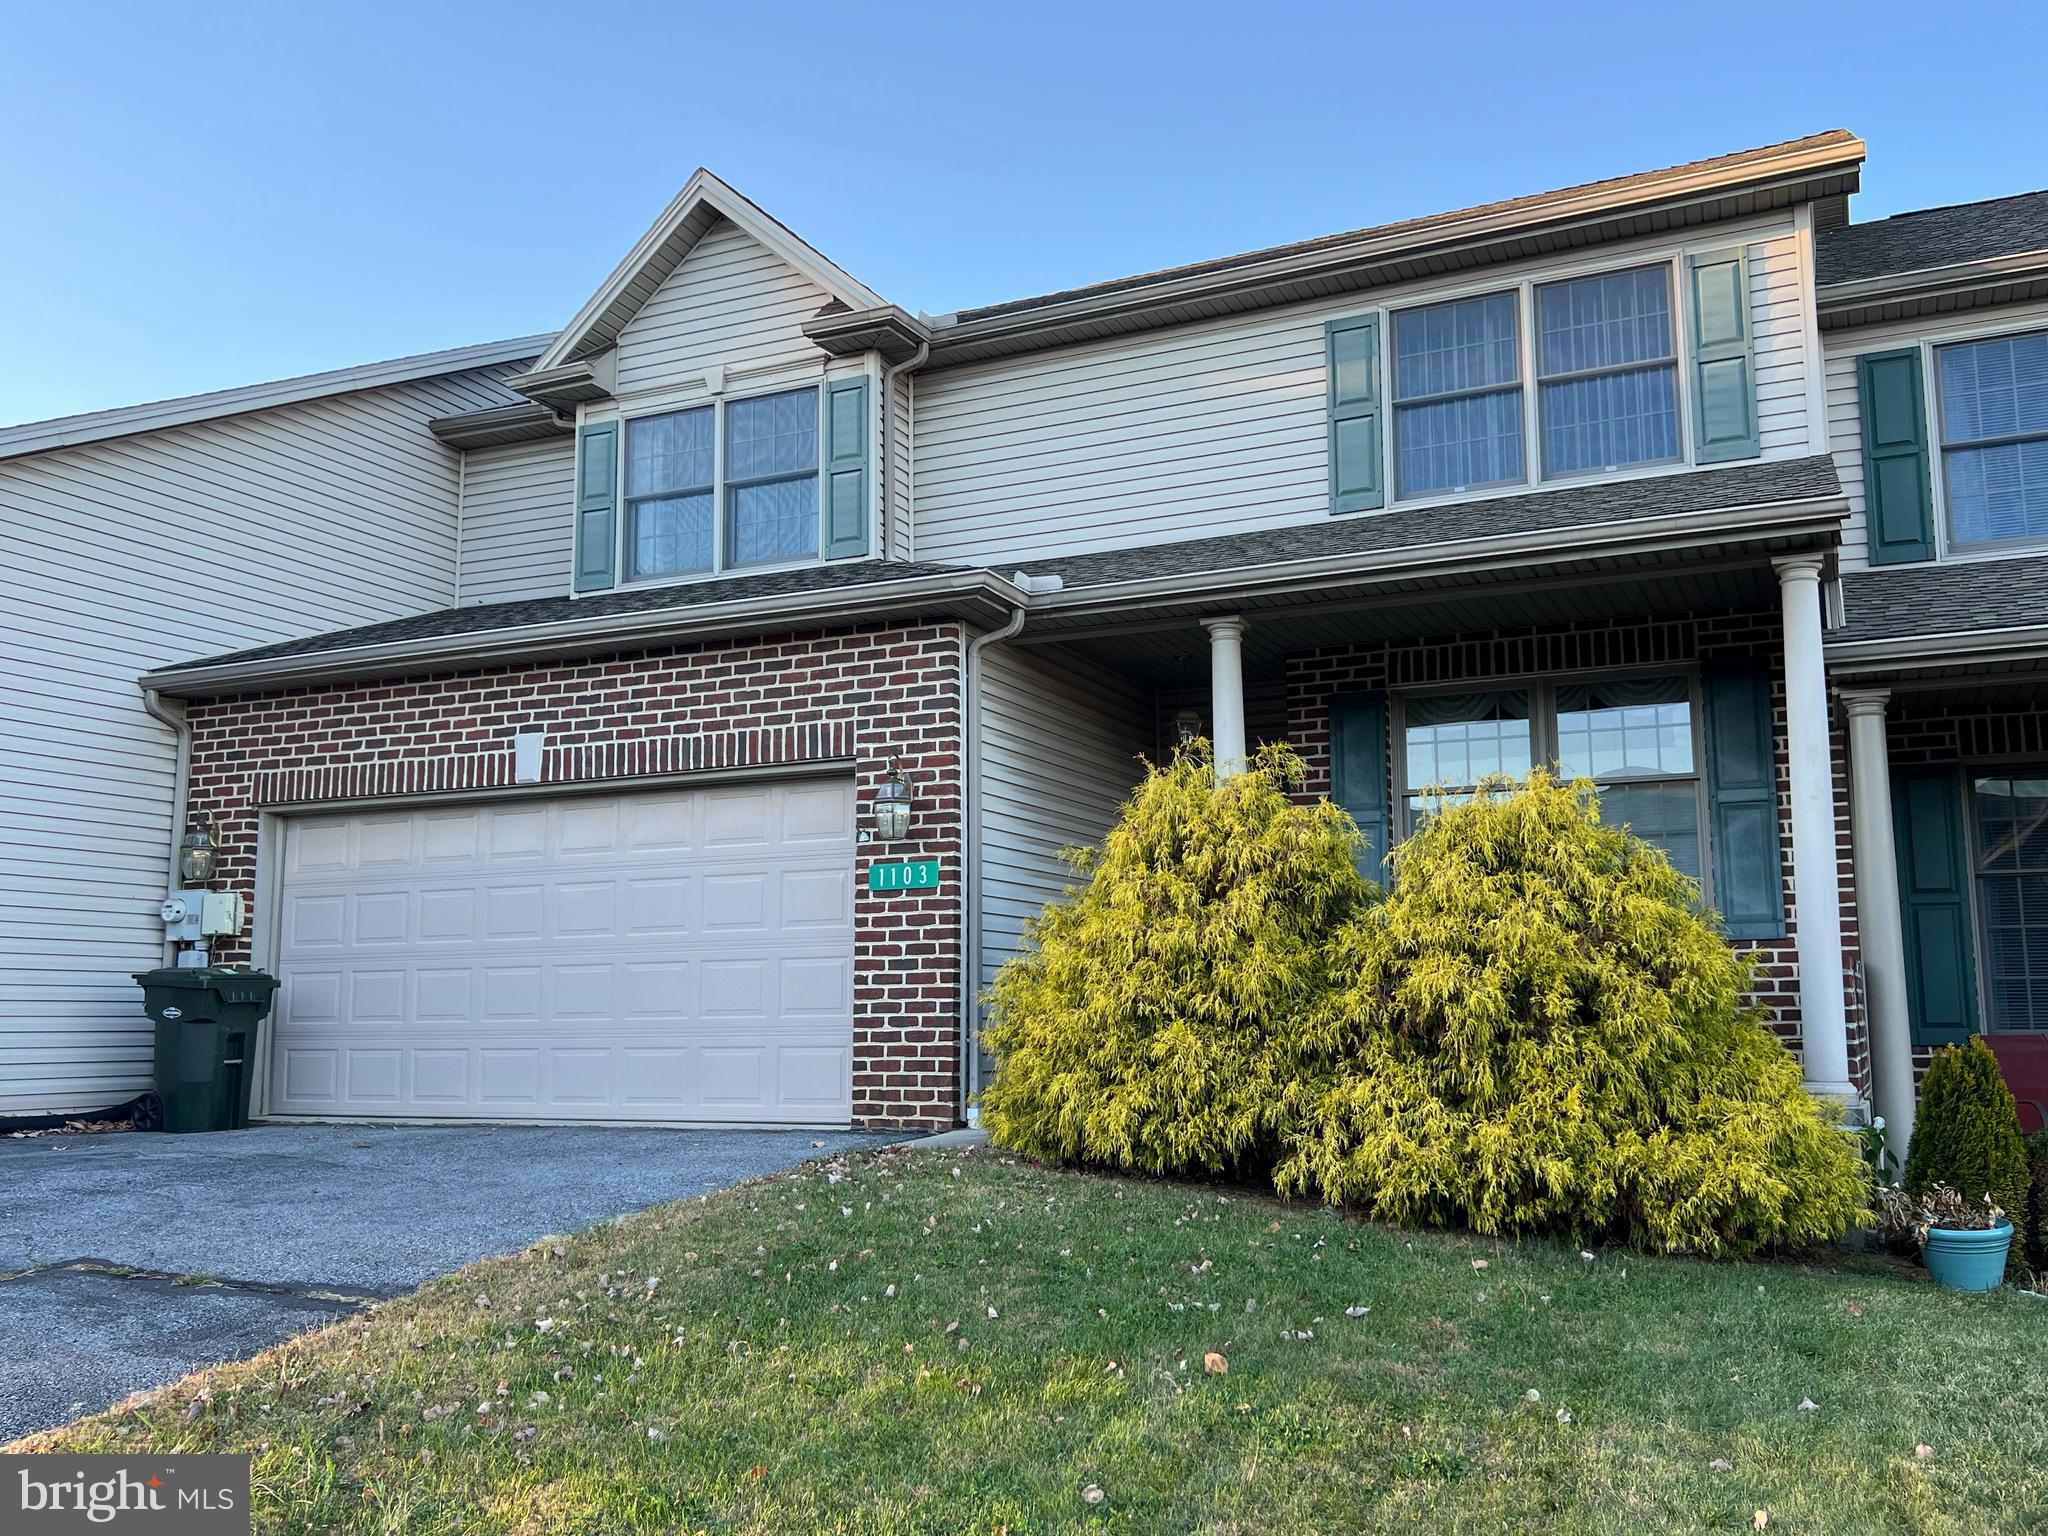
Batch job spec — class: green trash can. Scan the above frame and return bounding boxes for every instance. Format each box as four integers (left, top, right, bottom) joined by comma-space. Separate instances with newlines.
134, 968, 281, 1134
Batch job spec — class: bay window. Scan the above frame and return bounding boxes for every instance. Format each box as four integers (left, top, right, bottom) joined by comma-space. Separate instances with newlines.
1936, 330, 2048, 549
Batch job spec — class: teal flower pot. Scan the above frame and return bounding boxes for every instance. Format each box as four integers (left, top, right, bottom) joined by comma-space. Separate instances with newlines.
1922, 1220, 2013, 1292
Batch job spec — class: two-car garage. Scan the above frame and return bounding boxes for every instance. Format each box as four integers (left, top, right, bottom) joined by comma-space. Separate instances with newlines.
265, 778, 857, 1126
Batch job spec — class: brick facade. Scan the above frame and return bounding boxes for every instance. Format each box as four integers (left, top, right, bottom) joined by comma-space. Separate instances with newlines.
182, 621, 967, 1131
1277, 606, 1872, 1094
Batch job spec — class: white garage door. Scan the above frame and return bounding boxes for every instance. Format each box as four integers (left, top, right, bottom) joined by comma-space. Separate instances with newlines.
269, 778, 855, 1125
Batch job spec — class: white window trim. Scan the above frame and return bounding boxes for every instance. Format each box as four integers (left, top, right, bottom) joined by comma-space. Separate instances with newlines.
1923, 322, 2048, 563
1390, 665, 1711, 901
1384, 257, 1692, 504
618, 380, 825, 586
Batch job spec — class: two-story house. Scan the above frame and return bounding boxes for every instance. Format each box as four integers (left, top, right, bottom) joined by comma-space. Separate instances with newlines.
4, 130, 2042, 1147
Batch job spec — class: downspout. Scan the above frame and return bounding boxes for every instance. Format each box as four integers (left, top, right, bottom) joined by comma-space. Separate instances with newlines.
140, 685, 190, 966
957, 571, 1062, 1125
959, 607, 1025, 1124
877, 342, 928, 559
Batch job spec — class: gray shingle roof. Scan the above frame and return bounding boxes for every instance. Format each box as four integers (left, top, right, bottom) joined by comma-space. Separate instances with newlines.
172, 559, 974, 670
1817, 190, 2048, 287
161, 458, 1844, 679
956, 132, 1861, 324
1028, 457, 1843, 590
1832, 557, 2048, 645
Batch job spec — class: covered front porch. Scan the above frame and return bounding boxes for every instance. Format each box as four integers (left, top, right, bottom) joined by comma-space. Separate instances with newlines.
1830, 630, 2048, 1153
972, 458, 1863, 1115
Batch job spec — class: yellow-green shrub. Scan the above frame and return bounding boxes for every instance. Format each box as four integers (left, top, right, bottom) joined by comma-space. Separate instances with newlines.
980, 743, 1374, 1175
1274, 772, 1868, 1256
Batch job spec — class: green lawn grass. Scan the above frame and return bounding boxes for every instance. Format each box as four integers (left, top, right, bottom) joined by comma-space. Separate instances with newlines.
18, 1145, 2046, 1533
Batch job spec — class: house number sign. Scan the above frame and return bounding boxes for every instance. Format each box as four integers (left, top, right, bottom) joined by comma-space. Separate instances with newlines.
867, 859, 941, 892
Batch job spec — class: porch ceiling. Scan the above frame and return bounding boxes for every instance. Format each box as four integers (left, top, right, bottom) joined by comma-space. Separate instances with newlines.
1019, 555, 1786, 688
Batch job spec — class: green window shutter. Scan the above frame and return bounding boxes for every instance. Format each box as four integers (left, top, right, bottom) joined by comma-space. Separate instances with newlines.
1893, 769, 1979, 1045
1857, 348, 1936, 564
1326, 315, 1384, 513
573, 422, 618, 592
1702, 666, 1786, 938
823, 376, 871, 560
1687, 248, 1760, 464
1329, 693, 1391, 884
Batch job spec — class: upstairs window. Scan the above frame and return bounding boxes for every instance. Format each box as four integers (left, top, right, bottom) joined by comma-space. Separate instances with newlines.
1392, 293, 1524, 497
725, 390, 820, 564
627, 406, 715, 577
624, 386, 821, 580
1535, 266, 1680, 477
1936, 330, 2048, 549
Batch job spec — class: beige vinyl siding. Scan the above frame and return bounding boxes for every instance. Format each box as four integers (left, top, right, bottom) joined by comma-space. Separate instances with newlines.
887, 369, 914, 560
0, 362, 520, 1117
613, 218, 832, 400
1751, 233, 1814, 457
976, 645, 1150, 1009
1825, 296, 2048, 570
457, 436, 577, 603
915, 220, 1812, 567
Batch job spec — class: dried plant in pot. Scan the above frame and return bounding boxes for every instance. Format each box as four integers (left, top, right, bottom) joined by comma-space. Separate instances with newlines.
1914, 1183, 2014, 1292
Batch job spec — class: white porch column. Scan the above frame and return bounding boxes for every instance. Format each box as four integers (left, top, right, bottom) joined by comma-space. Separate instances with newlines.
1843, 688, 1916, 1158
1776, 556, 1855, 1103
1203, 615, 1249, 779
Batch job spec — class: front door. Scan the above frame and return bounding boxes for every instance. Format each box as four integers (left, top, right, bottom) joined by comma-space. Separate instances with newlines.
1967, 771, 2048, 1130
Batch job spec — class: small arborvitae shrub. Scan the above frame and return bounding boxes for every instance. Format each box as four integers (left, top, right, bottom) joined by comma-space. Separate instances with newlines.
981, 742, 1374, 1177
1275, 772, 1869, 1257
1905, 1038, 2030, 1279
2026, 1129, 2048, 1276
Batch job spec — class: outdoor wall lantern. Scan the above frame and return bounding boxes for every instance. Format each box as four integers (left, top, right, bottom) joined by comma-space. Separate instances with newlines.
873, 762, 915, 843
1173, 707, 1204, 744
177, 815, 222, 885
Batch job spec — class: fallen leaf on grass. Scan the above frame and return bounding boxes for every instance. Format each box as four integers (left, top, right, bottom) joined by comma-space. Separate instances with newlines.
1204, 1352, 1228, 1375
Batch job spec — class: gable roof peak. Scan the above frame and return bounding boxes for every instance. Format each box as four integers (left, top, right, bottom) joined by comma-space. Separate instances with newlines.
532, 169, 886, 372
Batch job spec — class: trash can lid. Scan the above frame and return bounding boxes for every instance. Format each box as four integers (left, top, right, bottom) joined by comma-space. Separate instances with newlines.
133, 967, 279, 988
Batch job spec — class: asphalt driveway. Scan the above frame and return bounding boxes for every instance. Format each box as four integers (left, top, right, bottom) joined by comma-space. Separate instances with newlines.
0, 1123, 889, 1443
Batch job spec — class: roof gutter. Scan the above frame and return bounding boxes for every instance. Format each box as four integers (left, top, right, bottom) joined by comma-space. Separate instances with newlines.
1816, 246, 2048, 319
143, 569, 1029, 698
1028, 494, 1849, 619
0, 335, 553, 462
1824, 621, 2048, 671
929, 138, 1864, 361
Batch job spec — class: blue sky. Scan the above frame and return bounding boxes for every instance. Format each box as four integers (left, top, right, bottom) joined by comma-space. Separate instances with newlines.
5, 0, 2044, 425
